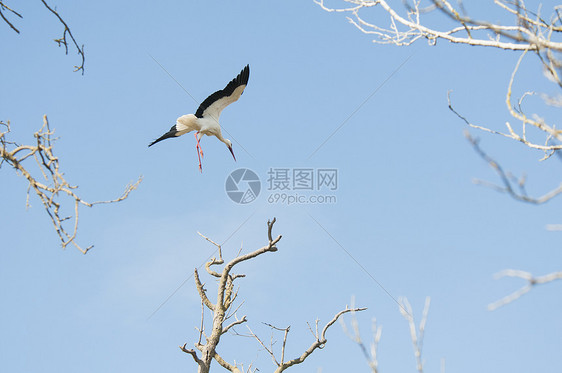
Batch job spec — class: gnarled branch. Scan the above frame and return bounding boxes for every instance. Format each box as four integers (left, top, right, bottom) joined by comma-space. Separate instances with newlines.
1, 116, 141, 253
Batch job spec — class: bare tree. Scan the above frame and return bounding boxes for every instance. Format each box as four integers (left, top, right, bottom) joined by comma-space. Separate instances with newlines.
180, 218, 366, 373
340, 297, 431, 373
316, 0, 562, 308
1, 116, 141, 254
1, 0, 85, 73
316, 0, 562, 204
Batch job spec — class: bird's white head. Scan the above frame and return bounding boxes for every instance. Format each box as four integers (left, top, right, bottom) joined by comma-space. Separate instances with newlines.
224, 139, 236, 161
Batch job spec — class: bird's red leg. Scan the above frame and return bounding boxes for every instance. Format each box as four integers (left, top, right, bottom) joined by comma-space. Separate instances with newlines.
194, 132, 203, 172
194, 132, 204, 157
197, 137, 204, 158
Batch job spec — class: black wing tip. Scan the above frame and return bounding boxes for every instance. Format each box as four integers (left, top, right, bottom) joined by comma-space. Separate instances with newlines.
238, 64, 250, 85
148, 138, 161, 147
148, 125, 178, 147
148, 135, 172, 147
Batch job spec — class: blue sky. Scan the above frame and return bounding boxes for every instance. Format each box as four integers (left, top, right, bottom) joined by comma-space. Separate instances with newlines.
2, 1, 561, 372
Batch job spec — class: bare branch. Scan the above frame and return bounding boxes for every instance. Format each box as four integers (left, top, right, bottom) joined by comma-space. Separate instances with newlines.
1, 116, 141, 253
199, 232, 224, 278
212, 350, 242, 373
488, 270, 562, 310
447, 56, 562, 155
399, 297, 431, 373
0, 1, 22, 33
198, 299, 205, 345
180, 343, 205, 368
319, 2, 562, 204
316, 0, 562, 50
276, 307, 367, 372
216, 225, 281, 310
246, 324, 279, 366
260, 323, 292, 365
222, 315, 247, 335
185, 220, 366, 373
340, 300, 381, 373
2, 1, 85, 73
464, 131, 562, 204
183, 219, 283, 373
40, 0, 85, 74
225, 300, 245, 321
281, 325, 289, 365
194, 268, 215, 311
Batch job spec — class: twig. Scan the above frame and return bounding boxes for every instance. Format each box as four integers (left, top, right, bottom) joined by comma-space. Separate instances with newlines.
40, 0, 85, 74
2, 1, 85, 73
180, 343, 204, 366
488, 270, 562, 310
340, 303, 381, 373
222, 315, 248, 335
464, 131, 562, 204
399, 297, 431, 373
0, 0, 22, 33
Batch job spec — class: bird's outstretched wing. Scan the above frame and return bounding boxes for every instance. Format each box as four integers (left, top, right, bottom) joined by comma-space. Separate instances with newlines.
195, 65, 250, 121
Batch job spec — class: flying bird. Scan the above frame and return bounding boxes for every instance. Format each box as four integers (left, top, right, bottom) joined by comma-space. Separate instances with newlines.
149, 65, 250, 171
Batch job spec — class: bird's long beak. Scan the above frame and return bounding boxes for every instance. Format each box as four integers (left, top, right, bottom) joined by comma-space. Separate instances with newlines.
228, 145, 236, 161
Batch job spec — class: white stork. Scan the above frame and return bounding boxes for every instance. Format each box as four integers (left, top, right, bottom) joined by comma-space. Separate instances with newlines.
149, 65, 250, 171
